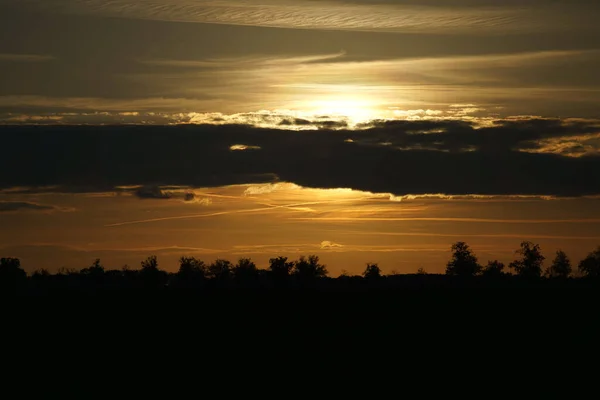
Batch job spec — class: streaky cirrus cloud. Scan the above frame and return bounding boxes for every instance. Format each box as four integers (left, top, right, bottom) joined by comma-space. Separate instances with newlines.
138, 51, 348, 69
3, 0, 578, 34
2, 48, 598, 121
0, 201, 69, 213
0, 53, 55, 62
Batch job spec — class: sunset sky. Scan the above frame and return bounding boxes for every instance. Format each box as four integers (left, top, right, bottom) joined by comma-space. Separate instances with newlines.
1, 0, 599, 274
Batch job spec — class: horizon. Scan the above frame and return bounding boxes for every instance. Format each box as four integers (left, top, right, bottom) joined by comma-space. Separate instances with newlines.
4, 240, 600, 278
1, 0, 599, 275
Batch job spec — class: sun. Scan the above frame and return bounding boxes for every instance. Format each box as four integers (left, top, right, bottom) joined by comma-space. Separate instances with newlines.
278, 84, 392, 127
308, 98, 375, 122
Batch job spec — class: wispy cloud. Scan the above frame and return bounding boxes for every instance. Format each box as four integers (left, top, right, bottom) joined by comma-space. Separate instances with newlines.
321, 240, 344, 250
229, 242, 448, 255
104, 199, 355, 227
0, 201, 71, 213
0, 53, 55, 63
293, 217, 600, 224
139, 51, 347, 69
3, 243, 223, 255
0, 95, 213, 113
323, 229, 600, 242
6, 48, 597, 123
9, 0, 543, 34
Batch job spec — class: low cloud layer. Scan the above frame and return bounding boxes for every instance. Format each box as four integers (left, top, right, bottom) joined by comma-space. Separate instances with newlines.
1, 119, 599, 196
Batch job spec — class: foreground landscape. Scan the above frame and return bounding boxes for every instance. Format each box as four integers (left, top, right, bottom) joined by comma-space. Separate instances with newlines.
4, 241, 599, 345
3, 241, 600, 294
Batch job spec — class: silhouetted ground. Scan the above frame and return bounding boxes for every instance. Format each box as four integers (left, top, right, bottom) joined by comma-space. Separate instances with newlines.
5, 274, 599, 324
4, 273, 597, 384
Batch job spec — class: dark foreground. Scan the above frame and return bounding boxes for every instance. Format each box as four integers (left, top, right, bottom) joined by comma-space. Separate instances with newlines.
4, 275, 599, 329
3, 275, 598, 382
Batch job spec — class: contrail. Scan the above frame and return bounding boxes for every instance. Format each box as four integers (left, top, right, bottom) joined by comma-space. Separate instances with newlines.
320, 229, 600, 241
106, 206, 282, 227
105, 197, 370, 227
291, 217, 600, 224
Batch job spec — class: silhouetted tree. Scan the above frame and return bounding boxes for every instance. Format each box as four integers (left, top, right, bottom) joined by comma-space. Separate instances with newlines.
120, 264, 137, 286
233, 258, 259, 282
32, 268, 50, 278
208, 259, 233, 282
269, 256, 294, 280
0, 257, 26, 288
545, 250, 571, 278
141, 256, 158, 271
139, 255, 167, 288
363, 263, 381, 279
578, 246, 600, 278
176, 257, 206, 287
81, 259, 105, 278
446, 242, 481, 276
509, 241, 544, 278
482, 260, 505, 277
56, 267, 78, 276
177, 257, 206, 280
416, 267, 428, 275
292, 255, 328, 282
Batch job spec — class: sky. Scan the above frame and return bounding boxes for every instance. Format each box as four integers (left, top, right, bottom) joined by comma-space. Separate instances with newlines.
1, 0, 599, 274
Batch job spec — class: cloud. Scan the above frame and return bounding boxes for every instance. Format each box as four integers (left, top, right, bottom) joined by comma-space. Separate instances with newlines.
230, 144, 261, 151
182, 192, 212, 205
139, 51, 347, 69
243, 183, 302, 196
115, 186, 215, 203
1, 243, 223, 255
1, 120, 600, 197
0, 53, 55, 63
0, 96, 214, 114
134, 186, 173, 199
295, 217, 600, 224
2, 48, 598, 122
0, 201, 64, 213
321, 241, 344, 249
13, 0, 600, 35
4, 0, 552, 34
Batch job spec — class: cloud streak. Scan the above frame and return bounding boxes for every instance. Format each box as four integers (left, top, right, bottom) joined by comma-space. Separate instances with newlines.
104, 197, 370, 227
293, 217, 600, 224
6, 0, 565, 34
0, 53, 55, 63
2, 48, 598, 121
0, 201, 66, 213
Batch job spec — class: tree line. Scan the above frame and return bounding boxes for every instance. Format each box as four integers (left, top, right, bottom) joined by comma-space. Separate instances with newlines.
446, 241, 600, 279
1, 242, 600, 291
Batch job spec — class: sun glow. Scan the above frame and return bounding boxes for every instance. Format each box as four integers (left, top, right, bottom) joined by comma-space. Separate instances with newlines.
306, 98, 376, 123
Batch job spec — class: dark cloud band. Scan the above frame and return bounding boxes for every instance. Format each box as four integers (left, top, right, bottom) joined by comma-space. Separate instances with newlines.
0, 119, 598, 196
